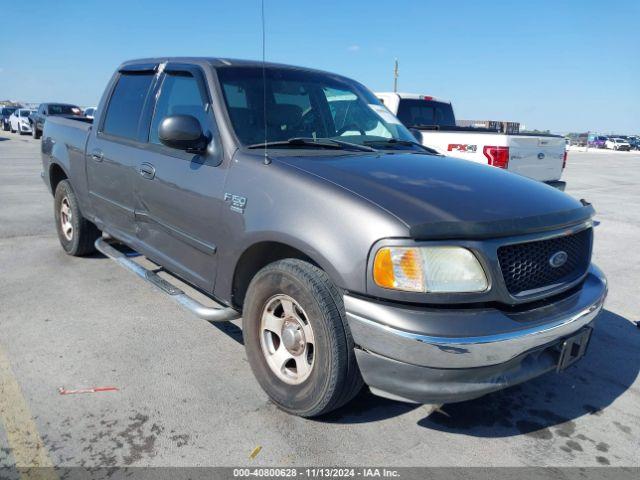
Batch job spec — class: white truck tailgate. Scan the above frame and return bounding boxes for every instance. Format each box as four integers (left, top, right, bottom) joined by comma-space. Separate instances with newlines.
507, 136, 565, 182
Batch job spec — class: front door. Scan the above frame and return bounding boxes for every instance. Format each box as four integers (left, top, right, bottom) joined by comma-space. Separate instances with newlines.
133, 65, 227, 292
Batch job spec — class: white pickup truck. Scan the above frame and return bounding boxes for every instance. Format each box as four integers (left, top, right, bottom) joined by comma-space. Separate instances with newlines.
376, 92, 567, 189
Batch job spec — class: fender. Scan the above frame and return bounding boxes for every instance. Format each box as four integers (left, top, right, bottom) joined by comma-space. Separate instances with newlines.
216, 231, 349, 308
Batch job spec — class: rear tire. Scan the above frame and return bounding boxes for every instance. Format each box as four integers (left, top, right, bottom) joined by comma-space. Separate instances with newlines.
243, 259, 363, 417
33, 125, 41, 139
54, 180, 100, 256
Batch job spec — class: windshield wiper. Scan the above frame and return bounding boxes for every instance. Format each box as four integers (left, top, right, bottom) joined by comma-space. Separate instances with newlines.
247, 137, 375, 152
363, 138, 440, 155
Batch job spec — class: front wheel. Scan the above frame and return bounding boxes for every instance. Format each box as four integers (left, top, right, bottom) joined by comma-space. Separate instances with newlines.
54, 180, 100, 256
243, 259, 363, 417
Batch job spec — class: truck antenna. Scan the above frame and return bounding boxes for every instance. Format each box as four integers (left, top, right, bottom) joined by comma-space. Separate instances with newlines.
261, 0, 271, 165
393, 58, 399, 92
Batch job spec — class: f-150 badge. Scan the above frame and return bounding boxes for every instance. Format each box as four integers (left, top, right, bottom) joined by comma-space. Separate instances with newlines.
447, 144, 477, 153
224, 193, 247, 214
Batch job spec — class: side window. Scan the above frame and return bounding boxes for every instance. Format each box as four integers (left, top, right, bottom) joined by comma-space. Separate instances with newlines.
102, 73, 154, 140
149, 72, 209, 146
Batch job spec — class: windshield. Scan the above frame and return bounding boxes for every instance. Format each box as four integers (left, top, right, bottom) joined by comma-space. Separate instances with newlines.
2, 108, 17, 116
19, 110, 32, 117
217, 66, 419, 150
396, 99, 456, 128
49, 104, 82, 115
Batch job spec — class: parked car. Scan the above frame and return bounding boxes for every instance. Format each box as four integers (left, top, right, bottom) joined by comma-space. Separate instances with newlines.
1, 106, 19, 131
376, 93, 567, 190
588, 135, 608, 149
41, 57, 607, 417
83, 107, 97, 119
31, 103, 84, 139
627, 137, 640, 150
605, 137, 631, 151
9, 108, 36, 135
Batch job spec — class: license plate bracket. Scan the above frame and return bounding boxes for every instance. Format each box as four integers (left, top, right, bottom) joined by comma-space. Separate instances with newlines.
557, 327, 592, 372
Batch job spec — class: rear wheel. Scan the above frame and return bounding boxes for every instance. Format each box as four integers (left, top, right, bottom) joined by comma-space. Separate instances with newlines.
33, 125, 41, 139
54, 180, 100, 256
243, 259, 363, 417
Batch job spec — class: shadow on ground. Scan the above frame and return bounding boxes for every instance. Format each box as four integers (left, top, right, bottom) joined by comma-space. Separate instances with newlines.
320, 310, 639, 441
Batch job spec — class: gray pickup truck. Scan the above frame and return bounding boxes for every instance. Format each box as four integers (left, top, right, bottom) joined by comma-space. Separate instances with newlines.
41, 57, 607, 417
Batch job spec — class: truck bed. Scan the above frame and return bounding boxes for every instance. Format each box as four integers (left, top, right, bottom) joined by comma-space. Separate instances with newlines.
415, 124, 563, 138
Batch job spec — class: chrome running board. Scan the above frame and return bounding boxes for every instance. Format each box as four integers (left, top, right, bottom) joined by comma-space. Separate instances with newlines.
95, 238, 241, 323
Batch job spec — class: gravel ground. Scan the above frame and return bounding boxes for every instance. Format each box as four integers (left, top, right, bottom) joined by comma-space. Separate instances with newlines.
0, 131, 638, 469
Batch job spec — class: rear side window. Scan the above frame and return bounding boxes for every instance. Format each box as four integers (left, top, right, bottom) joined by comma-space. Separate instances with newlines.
149, 72, 209, 145
102, 73, 154, 140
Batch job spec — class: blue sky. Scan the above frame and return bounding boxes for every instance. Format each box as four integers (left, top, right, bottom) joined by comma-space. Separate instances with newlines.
1, 0, 638, 133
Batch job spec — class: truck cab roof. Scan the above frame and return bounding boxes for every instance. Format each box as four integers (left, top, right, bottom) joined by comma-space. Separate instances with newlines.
118, 57, 346, 77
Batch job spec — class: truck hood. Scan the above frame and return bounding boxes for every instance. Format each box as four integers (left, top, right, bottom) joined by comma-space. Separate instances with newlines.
276, 152, 589, 238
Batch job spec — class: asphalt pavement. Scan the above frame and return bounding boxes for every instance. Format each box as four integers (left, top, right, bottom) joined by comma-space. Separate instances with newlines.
0, 131, 638, 468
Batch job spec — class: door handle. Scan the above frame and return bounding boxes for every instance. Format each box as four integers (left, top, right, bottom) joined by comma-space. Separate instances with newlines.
139, 163, 156, 180
90, 149, 103, 162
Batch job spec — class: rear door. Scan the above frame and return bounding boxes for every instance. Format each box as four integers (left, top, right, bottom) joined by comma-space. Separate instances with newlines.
133, 63, 227, 291
86, 66, 158, 239
506, 135, 565, 181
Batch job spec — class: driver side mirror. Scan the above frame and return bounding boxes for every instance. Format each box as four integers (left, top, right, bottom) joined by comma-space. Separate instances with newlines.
158, 115, 208, 153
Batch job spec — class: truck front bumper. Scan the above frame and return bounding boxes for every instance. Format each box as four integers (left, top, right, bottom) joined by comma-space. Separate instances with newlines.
345, 265, 607, 404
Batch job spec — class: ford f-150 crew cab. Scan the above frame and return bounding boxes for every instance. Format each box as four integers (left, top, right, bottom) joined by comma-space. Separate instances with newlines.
41, 58, 607, 417
376, 92, 568, 190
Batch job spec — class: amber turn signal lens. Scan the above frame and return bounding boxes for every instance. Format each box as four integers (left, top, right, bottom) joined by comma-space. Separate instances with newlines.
373, 247, 395, 288
373, 247, 424, 292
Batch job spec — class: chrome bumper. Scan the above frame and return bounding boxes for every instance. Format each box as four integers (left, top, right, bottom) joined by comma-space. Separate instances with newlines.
345, 265, 607, 369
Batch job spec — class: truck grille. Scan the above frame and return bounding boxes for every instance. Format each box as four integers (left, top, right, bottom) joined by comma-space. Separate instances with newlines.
497, 228, 592, 296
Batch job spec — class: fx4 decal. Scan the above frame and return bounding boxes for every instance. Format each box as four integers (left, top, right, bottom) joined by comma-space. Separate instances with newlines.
447, 144, 477, 153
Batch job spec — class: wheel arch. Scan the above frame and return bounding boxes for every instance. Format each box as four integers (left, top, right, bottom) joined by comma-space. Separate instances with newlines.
230, 240, 343, 310
49, 162, 69, 194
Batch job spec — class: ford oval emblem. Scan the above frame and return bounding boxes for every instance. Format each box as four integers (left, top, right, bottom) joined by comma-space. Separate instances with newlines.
538, 152, 545, 160
549, 251, 568, 268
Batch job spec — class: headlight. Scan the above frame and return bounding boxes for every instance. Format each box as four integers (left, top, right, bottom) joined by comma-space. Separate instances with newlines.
373, 246, 488, 293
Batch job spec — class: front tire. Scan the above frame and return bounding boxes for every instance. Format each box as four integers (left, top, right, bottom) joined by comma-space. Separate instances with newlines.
54, 180, 100, 256
243, 259, 363, 417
